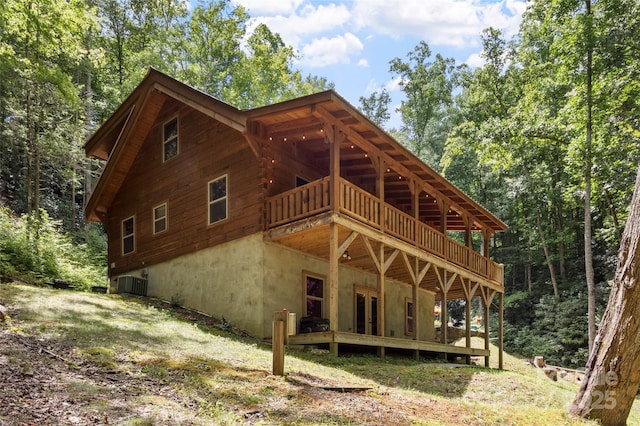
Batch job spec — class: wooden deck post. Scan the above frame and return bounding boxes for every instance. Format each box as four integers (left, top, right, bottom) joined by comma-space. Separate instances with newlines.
377, 242, 386, 358
440, 271, 448, 346
329, 221, 339, 356
329, 124, 340, 212
272, 311, 286, 376
440, 201, 449, 259
464, 280, 472, 365
481, 286, 493, 368
377, 155, 385, 233
499, 292, 504, 370
328, 127, 341, 357
413, 258, 420, 360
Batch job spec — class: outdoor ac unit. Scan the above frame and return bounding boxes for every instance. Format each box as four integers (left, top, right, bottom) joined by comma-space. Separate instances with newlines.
116, 275, 148, 296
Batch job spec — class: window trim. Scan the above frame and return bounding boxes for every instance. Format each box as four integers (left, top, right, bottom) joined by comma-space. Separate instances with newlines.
162, 115, 179, 162
405, 298, 414, 336
153, 202, 168, 235
121, 216, 135, 256
207, 174, 228, 226
302, 271, 325, 318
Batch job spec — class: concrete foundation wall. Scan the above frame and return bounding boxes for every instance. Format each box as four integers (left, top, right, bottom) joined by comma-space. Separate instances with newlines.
263, 242, 436, 341
111, 233, 436, 343
140, 233, 266, 338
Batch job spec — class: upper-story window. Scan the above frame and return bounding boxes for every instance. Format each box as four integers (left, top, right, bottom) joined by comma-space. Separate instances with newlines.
208, 174, 228, 225
122, 216, 135, 255
153, 203, 167, 234
163, 116, 178, 162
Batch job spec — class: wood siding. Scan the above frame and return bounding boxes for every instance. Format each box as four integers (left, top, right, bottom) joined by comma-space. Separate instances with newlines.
107, 98, 262, 276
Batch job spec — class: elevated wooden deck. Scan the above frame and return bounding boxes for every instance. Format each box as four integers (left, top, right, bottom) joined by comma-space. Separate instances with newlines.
266, 177, 504, 300
265, 176, 505, 368
289, 331, 489, 357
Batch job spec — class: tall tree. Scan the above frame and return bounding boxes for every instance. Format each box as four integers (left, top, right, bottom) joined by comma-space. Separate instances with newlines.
358, 89, 391, 127
583, 0, 596, 351
0, 0, 90, 217
569, 162, 640, 424
389, 41, 459, 169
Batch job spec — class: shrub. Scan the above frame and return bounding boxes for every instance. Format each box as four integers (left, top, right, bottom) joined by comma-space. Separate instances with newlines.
0, 206, 106, 290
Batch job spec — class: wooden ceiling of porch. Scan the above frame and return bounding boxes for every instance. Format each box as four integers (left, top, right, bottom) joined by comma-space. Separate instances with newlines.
247, 92, 506, 233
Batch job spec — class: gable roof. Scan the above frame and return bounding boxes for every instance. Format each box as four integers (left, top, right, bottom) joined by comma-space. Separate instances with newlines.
84, 69, 246, 222
85, 69, 506, 232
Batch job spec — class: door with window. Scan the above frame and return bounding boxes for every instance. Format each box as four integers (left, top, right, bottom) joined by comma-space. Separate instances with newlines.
355, 287, 378, 335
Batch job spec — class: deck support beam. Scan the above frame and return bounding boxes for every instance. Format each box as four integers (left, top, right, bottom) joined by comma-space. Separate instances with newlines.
463, 279, 472, 365
377, 242, 386, 358
329, 221, 339, 356
499, 292, 504, 370
480, 286, 496, 368
328, 124, 341, 356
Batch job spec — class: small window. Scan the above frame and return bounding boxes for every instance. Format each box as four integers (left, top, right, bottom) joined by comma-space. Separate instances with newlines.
304, 272, 324, 317
163, 116, 178, 162
153, 203, 167, 234
208, 174, 228, 225
122, 216, 135, 255
405, 299, 414, 336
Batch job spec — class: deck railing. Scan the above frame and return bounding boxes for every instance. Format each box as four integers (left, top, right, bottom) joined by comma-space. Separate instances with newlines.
266, 177, 331, 227
266, 177, 503, 286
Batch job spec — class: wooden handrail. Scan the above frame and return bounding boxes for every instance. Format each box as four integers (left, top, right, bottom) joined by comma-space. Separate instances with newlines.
266, 177, 503, 286
266, 177, 331, 227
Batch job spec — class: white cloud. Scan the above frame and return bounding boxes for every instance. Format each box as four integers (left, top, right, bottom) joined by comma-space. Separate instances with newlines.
240, 3, 351, 48
357, 58, 369, 67
364, 78, 380, 95
232, 0, 304, 15
465, 52, 485, 68
384, 76, 403, 93
297, 32, 364, 68
352, 0, 526, 48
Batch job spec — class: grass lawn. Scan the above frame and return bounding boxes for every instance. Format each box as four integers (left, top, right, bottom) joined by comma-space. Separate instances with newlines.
1, 282, 637, 425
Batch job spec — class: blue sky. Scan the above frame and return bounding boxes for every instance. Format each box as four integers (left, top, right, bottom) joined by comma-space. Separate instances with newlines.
232, 0, 527, 128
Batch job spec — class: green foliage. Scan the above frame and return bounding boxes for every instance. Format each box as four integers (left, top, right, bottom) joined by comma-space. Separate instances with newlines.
0, 206, 106, 290
390, 41, 462, 169
358, 89, 391, 127
502, 292, 591, 368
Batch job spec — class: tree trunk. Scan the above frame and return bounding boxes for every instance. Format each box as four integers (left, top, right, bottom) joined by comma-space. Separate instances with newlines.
604, 188, 622, 242
536, 209, 560, 299
584, 0, 597, 352
568, 162, 640, 424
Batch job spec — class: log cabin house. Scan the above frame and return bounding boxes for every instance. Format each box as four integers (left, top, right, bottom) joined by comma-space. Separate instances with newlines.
85, 69, 507, 367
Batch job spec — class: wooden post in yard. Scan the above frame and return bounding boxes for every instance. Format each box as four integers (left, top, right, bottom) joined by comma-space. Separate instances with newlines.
272, 311, 286, 376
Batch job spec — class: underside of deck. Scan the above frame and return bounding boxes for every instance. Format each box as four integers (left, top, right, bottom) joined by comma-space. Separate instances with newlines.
266, 210, 501, 301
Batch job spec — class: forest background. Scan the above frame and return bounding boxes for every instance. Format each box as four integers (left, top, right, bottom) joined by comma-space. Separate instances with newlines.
1, 0, 639, 369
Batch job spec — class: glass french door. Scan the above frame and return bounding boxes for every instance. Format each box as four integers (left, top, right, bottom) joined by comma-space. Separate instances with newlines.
355, 288, 378, 335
